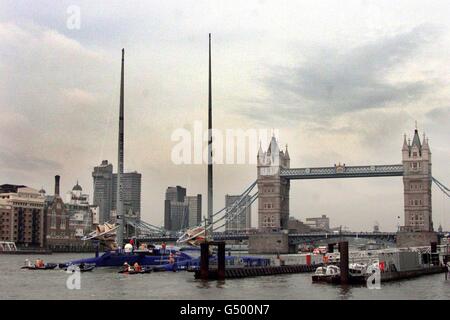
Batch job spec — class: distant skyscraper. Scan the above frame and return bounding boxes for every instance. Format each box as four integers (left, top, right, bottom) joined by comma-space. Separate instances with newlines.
165, 186, 186, 203
164, 186, 187, 231
112, 171, 142, 220
225, 194, 252, 232
164, 186, 201, 231
92, 160, 113, 224
92, 160, 141, 224
186, 194, 202, 227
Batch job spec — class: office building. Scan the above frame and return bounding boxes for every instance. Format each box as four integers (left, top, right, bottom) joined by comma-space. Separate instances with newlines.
92, 160, 113, 224
164, 186, 201, 231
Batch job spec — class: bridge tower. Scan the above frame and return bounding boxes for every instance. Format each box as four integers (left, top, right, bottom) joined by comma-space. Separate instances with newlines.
257, 136, 290, 230
401, 128, 433, 232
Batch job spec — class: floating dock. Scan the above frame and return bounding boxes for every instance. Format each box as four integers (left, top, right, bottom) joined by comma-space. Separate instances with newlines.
194, 264, 322, 280
313, 265, 445, 284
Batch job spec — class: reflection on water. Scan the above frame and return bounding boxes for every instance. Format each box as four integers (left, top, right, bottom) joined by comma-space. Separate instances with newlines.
1, 253, 449, 300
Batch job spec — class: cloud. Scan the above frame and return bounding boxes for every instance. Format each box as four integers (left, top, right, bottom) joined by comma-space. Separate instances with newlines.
0, 149, 62, 172
244, 24, 442, 125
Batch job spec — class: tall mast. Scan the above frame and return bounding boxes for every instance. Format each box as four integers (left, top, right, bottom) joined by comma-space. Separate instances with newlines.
207, 34, 213, 227
116, 48, 125, 248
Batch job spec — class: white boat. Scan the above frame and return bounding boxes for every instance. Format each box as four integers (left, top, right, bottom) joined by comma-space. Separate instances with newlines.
314, 265, 340, 276
349, 263, 367, 275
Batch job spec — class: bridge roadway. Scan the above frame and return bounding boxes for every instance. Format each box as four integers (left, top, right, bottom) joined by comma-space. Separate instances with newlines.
280, 164, 404, 179
129, 231, 399, 244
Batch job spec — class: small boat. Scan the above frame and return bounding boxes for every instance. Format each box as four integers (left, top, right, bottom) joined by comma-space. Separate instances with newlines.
21, 263, 58, 270
312, 265, 341, 283
349, 263, 367, 276
118, 267, 152, 274
64, 264, 96, 272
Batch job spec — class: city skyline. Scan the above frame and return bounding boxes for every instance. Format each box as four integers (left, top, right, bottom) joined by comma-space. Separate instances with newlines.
1, 1, 449, 231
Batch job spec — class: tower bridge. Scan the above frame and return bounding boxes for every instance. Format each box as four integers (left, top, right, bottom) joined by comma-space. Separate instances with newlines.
131, 127, 447, 251
257, 129, 434, 234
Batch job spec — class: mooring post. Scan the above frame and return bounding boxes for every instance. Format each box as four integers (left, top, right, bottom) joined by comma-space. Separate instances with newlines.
200, 242, 210, 280
328, 243, 334, 253
217, 242, 225, 281
94, 240, 99, 258
339, 241, 349, 284
431, 242, 437, 253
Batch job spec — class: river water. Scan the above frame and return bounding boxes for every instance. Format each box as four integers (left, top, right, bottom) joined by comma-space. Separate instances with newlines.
1, 253, 449, 300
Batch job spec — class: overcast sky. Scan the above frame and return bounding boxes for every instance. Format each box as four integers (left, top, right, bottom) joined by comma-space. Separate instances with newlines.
0, 0, 449, 231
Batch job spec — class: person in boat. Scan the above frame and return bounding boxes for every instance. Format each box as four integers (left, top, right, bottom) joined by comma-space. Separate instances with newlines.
133, 262, 142, 272
168, 252, 175, 264
123, 262, 130, 272
124, 243, 133, 254
161, 242, 166, 254
35, 259, 44, 268
24, 259, 32, 267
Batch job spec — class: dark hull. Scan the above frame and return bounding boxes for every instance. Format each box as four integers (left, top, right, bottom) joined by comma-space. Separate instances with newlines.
118, 268, 152, 274
21, 263, 58, 270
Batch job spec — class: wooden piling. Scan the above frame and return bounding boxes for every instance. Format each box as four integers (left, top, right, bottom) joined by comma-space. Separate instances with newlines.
339, 241, 349, 284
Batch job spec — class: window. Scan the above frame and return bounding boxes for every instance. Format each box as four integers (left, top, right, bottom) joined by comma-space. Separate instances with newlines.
51, 215, 56, 229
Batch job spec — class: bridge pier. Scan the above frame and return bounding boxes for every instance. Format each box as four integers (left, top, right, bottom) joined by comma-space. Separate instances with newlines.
396, 231, 438, 248
248, 231, 296, 254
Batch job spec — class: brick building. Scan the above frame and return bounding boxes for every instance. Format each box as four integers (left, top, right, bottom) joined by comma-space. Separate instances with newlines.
0, 185, 46, 248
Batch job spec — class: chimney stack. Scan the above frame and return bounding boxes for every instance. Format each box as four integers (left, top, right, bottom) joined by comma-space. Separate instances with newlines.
54, 175, 60, 196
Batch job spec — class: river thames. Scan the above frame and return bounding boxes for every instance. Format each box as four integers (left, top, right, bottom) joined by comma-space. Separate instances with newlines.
1, 253, 448, 300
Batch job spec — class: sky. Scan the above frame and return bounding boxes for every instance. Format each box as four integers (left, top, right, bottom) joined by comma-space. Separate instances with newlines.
0, 0, 449, 231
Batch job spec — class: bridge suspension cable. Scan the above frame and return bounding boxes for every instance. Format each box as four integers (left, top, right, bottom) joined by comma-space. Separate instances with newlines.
177, 181, 258, 244
126, 219, 166, 236
432, 177, 450, 198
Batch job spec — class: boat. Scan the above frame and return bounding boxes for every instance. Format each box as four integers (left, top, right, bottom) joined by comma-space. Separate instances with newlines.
349, 263, 367, 276
64, 264, 96, 272
60, 246, 197, 268
21, 263, 58, 270
312, 265, 341, 283
118, 267, 152, 274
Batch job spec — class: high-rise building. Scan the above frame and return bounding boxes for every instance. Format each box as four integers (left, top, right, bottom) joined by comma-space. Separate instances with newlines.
225, 194, 252, 232
92, 160, 113, 224
165, 186, 186, 203
112, 171, 142, 220
92, 160, 141, 224
0, 185, 46, 248
164, 186, 201, 231
186, 194, 202, 227
164, 186, 187, 231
